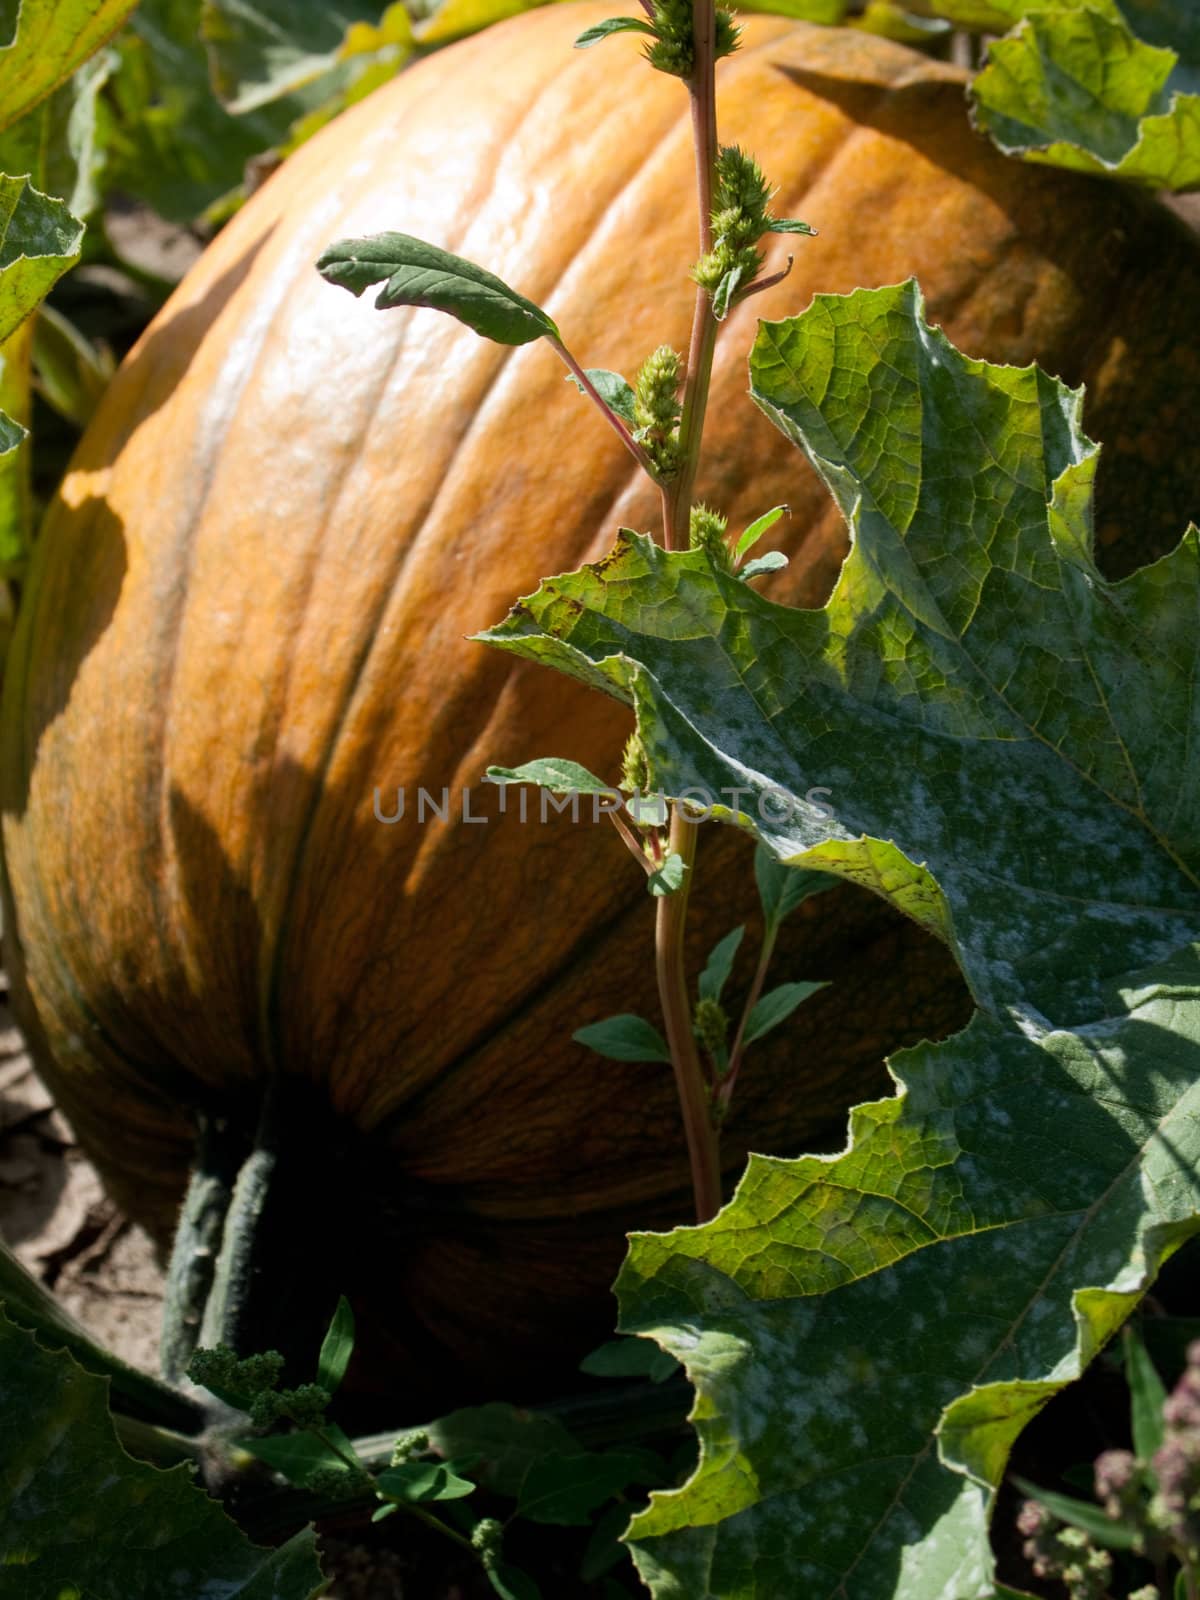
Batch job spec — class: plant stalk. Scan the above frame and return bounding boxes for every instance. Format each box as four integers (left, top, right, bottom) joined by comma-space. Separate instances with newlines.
656, 811, 722, 1221
652, 0, 726, 1223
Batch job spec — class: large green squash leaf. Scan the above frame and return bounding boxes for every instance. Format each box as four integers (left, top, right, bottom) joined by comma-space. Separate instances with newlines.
0, 1312, 329, 1600
968, 0, 1200, 189
0, 1309, 326, 1598
0, 173, 81, 503
479, 279, 1200, 1596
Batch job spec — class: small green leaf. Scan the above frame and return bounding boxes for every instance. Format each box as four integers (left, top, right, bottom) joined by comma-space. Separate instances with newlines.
574, 16, 656, 47
370, 1501, 399, 1523
735, 503, 788, 559
486, 758, 614, 795
316, 231, 560, 345
698, 925, 744, 1003
573, 1014, 670, 1063
517, 1449, 662, 1525
426, 1403, 581, 1500
316, 1294, 355, 1396
739, 549, 789, 581
647, 850, 686, 897
1124, 1324, 1167, 1460
743, 980, 824, 1045
1010, 1479, 1139, 1550
0, 410, 24, 454
711, 261, 745, 322
579, 1336, 681, 1383
766, 217, 816, 235
376, 1461, 475, 1502
32, 302, 115, 428
753, 846, 837, 930
242, 1429, 359, 1488
486, 1562, 543, 1600
626, 793, 668, 827
1178, 1567, 1192, 1600
565, 366, 636, 424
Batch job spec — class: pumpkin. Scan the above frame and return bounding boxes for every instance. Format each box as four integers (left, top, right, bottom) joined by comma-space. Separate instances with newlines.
3, 3, 1198, 1410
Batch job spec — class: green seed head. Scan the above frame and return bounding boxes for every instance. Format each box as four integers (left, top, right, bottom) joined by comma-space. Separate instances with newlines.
694, 996, 729, 1056
689, 503, 732, 570
645, 0, 738, 76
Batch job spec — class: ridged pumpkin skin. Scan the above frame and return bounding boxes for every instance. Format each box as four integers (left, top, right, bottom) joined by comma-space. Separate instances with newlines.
4, 5, 1199, 1405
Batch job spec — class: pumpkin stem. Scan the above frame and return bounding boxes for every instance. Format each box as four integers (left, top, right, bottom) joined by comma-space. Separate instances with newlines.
160, 1110, 250, 1383
197, 1089, 283, 1355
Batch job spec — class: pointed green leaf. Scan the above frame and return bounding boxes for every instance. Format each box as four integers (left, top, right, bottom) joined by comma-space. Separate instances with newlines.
316, 1293, 355, 1396
486, 757, 614, 795
0, 408, 23, 453
480, 278, 1200, 1595
753, 846, 836, 931
574, 15, 656, 47
316, 232, 560, 345
486, 1563, 543, 1600
376, 1461, 476, 1501
734, 503, 788, 559
242, 1428, 360, 1488
425, 1403, 581, 1500
517, 1449, 663, 1525
0, 0, 138, 133
698, 925, 744, 1003
573, 1014, 670, 1063
1124, 1325, 1168, 1460
765, 217, 816, 235
647, 850, 686, 897
738, 549, 788, 581
742, 979, 825, 1045
1010, 1478, 1139, 1549
971, 2, 1200, 191
627, 792, 668, 827
566, 366, 637, 425
580, 1337, 681, 1384
711, 261, 745, 323
0, 1309, 324, 1596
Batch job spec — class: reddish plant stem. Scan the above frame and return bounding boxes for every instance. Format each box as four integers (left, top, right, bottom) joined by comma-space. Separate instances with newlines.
653, 0, 725, 1223
656, 815, 723, 1221
548, 336, 658, 479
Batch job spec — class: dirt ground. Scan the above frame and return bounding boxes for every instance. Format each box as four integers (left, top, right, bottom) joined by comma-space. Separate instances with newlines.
0, 974, 167, 1371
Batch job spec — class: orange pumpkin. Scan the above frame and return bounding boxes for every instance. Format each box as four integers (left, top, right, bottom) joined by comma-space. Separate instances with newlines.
3, 4, 1198, 1408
